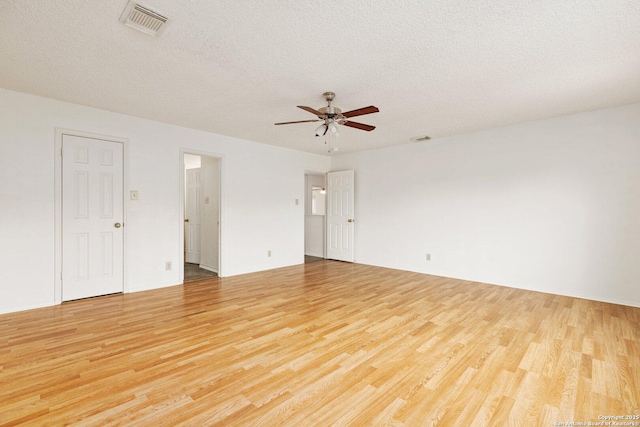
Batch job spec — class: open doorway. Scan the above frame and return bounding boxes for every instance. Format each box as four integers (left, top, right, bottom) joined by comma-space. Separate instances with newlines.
304, 172, 326, 263
183, 153, 220, 281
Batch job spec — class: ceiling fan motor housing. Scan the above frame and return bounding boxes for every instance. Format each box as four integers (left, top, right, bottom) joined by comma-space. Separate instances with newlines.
318, 106, 342, 118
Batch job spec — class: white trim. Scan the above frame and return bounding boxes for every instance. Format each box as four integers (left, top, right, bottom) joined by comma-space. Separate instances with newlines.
0, 302, 55, 316
304, 169, 327, 176
368, 263, 640, 309
535, 288, 640, 309
585, 297, 640, 309
199, 264, 218, 274
54, 128, 129, 304
487, 277, 640, 309
179, 148, 224, 280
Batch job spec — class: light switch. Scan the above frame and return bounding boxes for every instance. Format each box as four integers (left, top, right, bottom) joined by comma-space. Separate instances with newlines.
130, 190, 139, 200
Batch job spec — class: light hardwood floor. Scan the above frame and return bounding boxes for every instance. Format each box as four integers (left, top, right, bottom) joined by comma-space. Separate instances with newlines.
1, 261, 639, 426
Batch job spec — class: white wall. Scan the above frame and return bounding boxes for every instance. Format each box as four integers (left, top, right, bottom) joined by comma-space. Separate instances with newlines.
332, 103, 640, 307
2, 87, 638, 313
0, 89, 330, 313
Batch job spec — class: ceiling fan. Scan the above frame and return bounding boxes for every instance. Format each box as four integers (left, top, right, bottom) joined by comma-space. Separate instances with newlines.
275, 92, 379, 137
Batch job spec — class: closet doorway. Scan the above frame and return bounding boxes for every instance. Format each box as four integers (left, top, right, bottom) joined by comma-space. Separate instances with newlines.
183, 153, 221, 281
304, 172, 326, 263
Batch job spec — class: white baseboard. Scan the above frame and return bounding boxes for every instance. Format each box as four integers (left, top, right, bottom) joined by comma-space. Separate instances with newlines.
199, 264, 218, 274
0, 301, 55, 315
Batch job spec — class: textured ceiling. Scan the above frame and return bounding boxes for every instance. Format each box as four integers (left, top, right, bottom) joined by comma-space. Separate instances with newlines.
1, 0, 639, 155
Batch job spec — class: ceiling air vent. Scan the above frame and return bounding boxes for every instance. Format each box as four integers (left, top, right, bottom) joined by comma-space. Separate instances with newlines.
410, 135, 431, 142
120, 1, 169, 37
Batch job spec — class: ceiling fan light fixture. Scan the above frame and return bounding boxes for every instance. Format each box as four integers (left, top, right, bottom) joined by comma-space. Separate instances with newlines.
315, 124, 328, 137
328, 121, 340, 137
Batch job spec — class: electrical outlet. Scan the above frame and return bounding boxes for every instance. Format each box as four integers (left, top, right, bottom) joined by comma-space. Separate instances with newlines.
425, 253, 431, 261
267, 250, 272, 257
295, 199, 299, 205
130, 190, 139, 200
165, 261, 172, 270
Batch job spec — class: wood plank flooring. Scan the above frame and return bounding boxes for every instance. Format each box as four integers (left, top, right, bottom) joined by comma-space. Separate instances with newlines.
1, 261, 639, 426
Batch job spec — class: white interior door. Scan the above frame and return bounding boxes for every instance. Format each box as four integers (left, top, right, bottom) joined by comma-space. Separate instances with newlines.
200, 157, 219, 272
326, 170, 355, 262
62, 135, 124, 301
185, 168, 201, 264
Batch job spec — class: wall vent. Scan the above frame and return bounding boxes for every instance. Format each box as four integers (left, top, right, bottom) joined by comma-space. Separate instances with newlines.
120, 1, 169, 37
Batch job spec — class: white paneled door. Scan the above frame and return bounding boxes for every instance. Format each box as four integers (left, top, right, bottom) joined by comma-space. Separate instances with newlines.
185, 168, 201, 264
62, 135, 124, 301
326, 170, 355, 262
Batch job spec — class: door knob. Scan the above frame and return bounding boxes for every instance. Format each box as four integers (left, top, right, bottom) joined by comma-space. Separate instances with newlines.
347, 219, 354, 223
184, 219, 189, 222
114, 223, 121, 228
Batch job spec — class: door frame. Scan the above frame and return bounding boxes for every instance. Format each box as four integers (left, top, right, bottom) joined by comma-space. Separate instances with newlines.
179, 148, 224, 281
54, 128, 129, 304
304, 169, 328, 259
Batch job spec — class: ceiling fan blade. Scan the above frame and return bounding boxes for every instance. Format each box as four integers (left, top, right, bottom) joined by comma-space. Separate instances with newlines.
297, 105, 324, 117
342, 105, 379, 118
274, 119, 321, 125
342, 121, 376, 131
